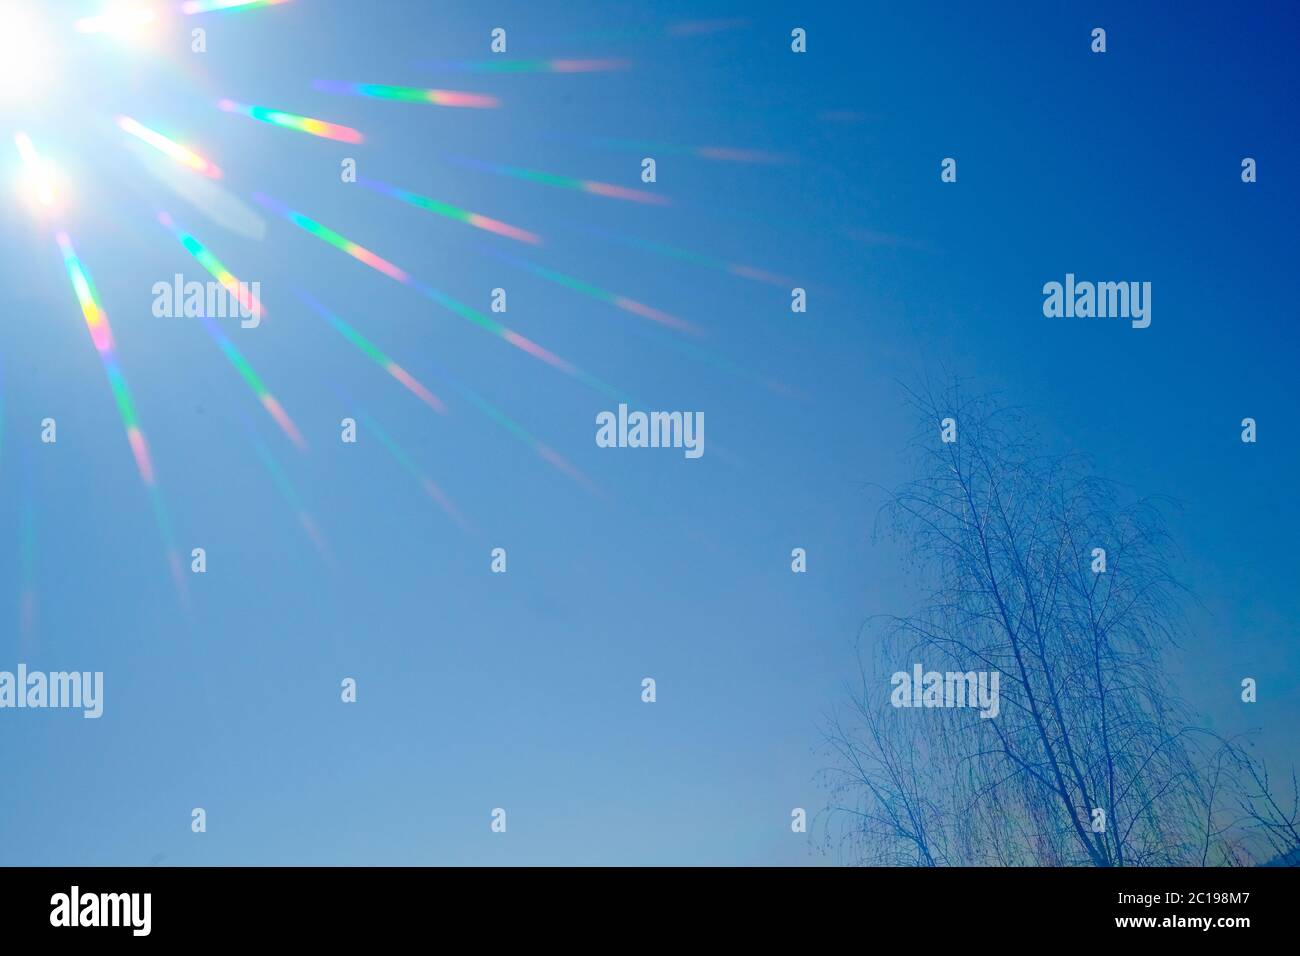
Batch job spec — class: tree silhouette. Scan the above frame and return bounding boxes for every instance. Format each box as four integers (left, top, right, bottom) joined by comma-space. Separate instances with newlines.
821, 380, 1291, 866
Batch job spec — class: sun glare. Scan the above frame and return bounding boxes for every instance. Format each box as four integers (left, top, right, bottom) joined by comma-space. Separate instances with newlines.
11, 129, 69, 217
74, 5, 158, 37
0, 2, 54, 102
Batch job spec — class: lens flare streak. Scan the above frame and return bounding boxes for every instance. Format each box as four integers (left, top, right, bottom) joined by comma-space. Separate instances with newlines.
485, 247, 700, 335
579, 136, 790, 165
156, 212, 263, 318
157, 213, 307, 449
55, 232, 185, 595
294, 291, 446, 414
421, 58, 629, 73
117, 115, 222, 178
357, 176, 540, 244
423, 356, 599, 495
448, 157, 669, 205
253, 193, 625, 401
57, 233, 155, 484
217, 99, 363, 143
294, 291, 597, 492
206, 318, 306, 450
312, 81, 499, 109
182, 0, 292, 13
332, 386, 468, 531
240, 416, 329, 558
567, 224, 793, 287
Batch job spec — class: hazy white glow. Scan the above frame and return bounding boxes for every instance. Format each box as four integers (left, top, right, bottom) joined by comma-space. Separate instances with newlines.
0, 3, 52, 100
74, 5, 157, 35
13, 130, 61, 212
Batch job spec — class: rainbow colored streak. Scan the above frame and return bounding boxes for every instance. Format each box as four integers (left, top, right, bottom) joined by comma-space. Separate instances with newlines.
423, 355, 598, 495
217, 99, 363, 144
156, 213, 306, 449
357, 176, 540, 244
312, 81, 498, 109
422, 58, 629, 73
57, 233, 156, 485
182, 0, 291, 12
117, 115, 222, 178
447, 157, 669, 206
581, 136, 790, 165
55, 232, 186, 595
253, 193, 625, 401
156, 212, 264, 318
240, 414, 329, 558
484, 246, 701, 336
476, 245, 791, 397
13, 132, 55, 207
331, 385, 468, 531
253, 196, 412, 283
294, 291, 446, 414
294, 291, 595, 493
206, 317, 306, 450
568, 223, 792, 287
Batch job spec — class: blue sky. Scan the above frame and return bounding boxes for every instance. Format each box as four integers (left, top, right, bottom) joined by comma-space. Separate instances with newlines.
0, 0, 1296, 865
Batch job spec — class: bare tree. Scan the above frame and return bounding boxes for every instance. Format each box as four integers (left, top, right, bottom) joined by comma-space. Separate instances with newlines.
1221, 740, 1300, 865
821, 379, 1255, 866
